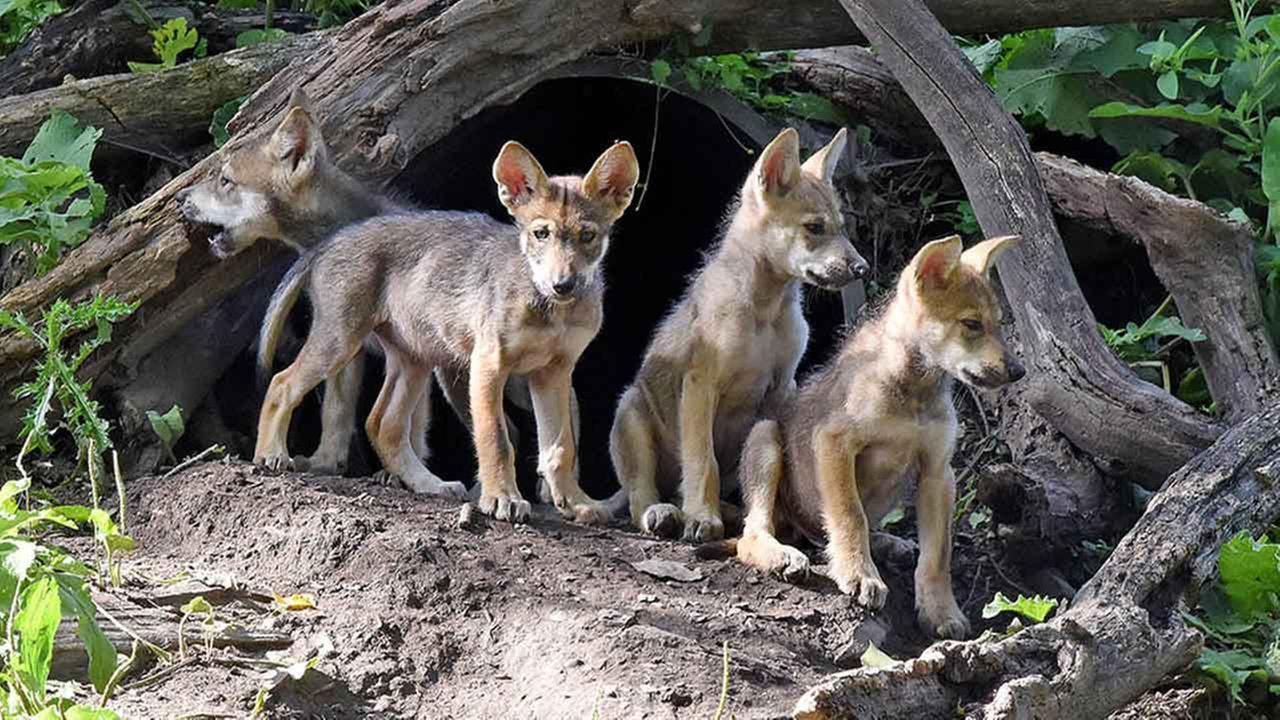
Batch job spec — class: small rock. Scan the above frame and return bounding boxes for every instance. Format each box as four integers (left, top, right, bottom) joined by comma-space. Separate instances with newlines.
630, 559, 704, 583
457, 503, 477, 530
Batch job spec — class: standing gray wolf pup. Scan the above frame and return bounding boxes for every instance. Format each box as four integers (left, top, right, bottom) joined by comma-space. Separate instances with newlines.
609, 127, 868, 542
730, 233, 1025, 639
175, 88, 421, 475
255, 140, 640, 523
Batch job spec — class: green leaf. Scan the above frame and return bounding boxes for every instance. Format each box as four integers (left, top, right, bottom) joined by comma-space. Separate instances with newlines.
1263, 118, 1280, 234
787, 93, 848, 125
649, 59, 671, 86
1200, 648, 1268, 704
1157, 70, 1179, 99
21, 111, 101, 171
15, 577, 61, 703
962, 39, 1003, 76
981, 592, 1060, 623
65, 708, 122, 720
146, 403, 185, 449
181, 595, 214, 616
860, 640, 896, 668
56, 573, 117, 693
1088, 101, 1224, 129
1219, 532, 1280, 621
235, 27, 288, 47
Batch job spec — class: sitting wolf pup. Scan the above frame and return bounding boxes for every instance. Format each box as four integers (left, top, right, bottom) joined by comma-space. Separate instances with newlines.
731, 234, 1025, 638
610, 127, 868, 541
255, 140, 639, 523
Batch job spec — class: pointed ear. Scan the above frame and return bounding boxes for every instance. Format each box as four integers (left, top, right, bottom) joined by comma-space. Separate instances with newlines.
493, 141, 549, 214
960, 234, 1021, 274
752, 128, 802, 202
801, 127, 847, 183
912, 235, 963, 291
582, 141, 640, 221
269, 105, 324, 186
288, 87, 314, 113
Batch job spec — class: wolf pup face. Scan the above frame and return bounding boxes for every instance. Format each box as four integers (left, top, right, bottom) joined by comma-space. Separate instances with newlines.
493, 141, 640, 304
177, 89, 328, 258
908, 234, 1026, 388
746, 127, 868, 290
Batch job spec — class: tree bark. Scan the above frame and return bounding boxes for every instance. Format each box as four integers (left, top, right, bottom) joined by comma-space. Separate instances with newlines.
0, 32, 327, 162
1037, 153, 1280, 423
795, 401, 1280, 720
0, 0, 317, 96
0, 0, 1242, 443
833, 0, 1222, 488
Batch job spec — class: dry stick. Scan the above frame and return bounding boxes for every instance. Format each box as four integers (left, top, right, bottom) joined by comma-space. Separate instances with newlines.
162, 445, 226, 481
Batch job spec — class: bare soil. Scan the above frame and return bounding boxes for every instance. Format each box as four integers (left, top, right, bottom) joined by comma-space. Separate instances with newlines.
95, 459, 1027, 719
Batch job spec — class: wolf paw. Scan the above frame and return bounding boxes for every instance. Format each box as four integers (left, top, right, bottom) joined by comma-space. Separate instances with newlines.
641, 503, 684, 538
478, 491, 532, 524
681, 509, 725, 543
568, 500, 611, 526
835, 570, 889, 610
775, 546, 811, 582
917, 590, 970, 639
257, 454, 295, 472
300, 450, 346, 475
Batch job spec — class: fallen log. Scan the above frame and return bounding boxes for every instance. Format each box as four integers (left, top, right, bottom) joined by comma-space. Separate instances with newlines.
795, 401, 1280, 719
0, 32, 327, 161
0, 0, 317, 96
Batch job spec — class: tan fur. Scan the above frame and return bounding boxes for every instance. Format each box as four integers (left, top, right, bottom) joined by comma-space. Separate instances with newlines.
732, 233, 1025, 639
609, 128, 868, 541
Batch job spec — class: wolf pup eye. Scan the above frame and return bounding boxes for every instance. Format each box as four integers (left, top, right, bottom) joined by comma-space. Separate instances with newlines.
219, 171, 234, 190
579, 229, 597, 244
960, 318, 983, 332
804, 221, 825, 235
532, 227, 551, 240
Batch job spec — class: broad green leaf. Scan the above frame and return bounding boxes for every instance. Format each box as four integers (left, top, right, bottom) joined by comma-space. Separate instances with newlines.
962, 39, 1003, 76
1157, 70, 1179, 100
1088, 101, 1224, 129
860, 640, 896, 669
181, 595, 214, 616
21, 111, 101, 171
1262, 118, 1280, 234
649, 59, 671, 86
1200, 648, 1268, 705
66, 707, 122, 720
146, 403, 185, 449
787, 93, 848, 125
235, 27, 288, 47
1219, 532, 1280, 620
15, 577, 61, 703
981, 592, 1059, 623
56, 573, 117, 693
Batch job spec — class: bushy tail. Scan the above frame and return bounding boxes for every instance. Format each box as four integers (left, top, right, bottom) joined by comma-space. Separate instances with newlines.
693, 539, 738, 560
256, 253, 315, 386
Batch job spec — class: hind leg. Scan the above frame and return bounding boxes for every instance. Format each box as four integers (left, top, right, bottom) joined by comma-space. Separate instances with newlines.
256, 334, 361, 471
366, 347, 464, 499
409, 373, 433, 464
736, 420, 809, 582
610, 387, 681, 537
303, 351, 365, 474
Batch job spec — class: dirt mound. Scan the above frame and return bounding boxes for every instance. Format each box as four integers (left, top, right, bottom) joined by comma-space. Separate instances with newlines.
106, 460, 1007, 719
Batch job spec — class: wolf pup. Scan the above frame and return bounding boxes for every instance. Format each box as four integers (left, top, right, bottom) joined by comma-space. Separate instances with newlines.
731, 234, 1025, 639
254, 140, 640, 522
609, 127, 868, 542
175, 89, 427, 475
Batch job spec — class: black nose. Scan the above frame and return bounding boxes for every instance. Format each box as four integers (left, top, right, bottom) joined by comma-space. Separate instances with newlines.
552, 276, 577, 296
176, 188, 190, 203
1006, 356, 1026, 382
849, 258, 869, 279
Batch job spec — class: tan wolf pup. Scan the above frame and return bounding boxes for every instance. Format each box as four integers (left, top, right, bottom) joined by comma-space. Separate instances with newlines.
176, 89, 427, 475
254, 140, 640, 522
731, 233, 1025, 639
609, 127, 868, 542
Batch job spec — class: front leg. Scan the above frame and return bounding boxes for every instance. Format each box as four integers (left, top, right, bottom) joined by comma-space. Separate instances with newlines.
468, 345, 529, 523
677, 369, 724, 542
528, 363, 608, 525
814, 419, 887, 609
915, 456, 969, 639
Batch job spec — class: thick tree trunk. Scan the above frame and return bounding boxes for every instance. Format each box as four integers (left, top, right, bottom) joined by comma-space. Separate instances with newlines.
0, 32, 327, 162
0, 0, 1244, 443
0, 0, 317, 96
833, 0, 1222, 488
795, 401, 1280, 720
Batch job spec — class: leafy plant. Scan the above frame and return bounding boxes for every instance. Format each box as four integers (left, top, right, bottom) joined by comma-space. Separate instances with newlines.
0, 112, 106, 275
0, 0, 63, 56
128, 17, 206, 73
235, 27, 288, 47
982, 592, 1060, 624
178, 595, 217, 658
1099, 310, 1206, 364
1186, 532, 1280, 705
210, 96, 247, 148
0, 295, 136, 475
146, 404, 185, 465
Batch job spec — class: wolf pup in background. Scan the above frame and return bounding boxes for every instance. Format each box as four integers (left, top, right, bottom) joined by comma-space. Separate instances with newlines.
609, 127, 868, 542
255, 140, 640, 523
176, 88, 426, 476
731, 234, 1024, 639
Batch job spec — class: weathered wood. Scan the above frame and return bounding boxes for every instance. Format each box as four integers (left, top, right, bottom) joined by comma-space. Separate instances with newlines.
834, 0, 1221, 488
0, 32, 327, 161
0, 0, 1241, 443
1037, 152, 1280, 422
795, 401, 1280, 720
0, 0, 317, 96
